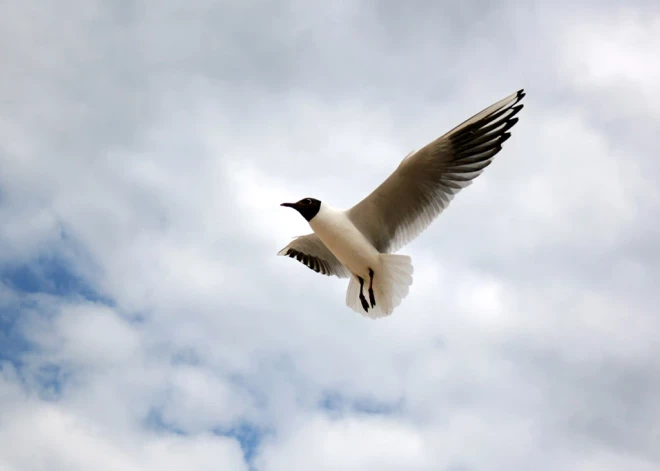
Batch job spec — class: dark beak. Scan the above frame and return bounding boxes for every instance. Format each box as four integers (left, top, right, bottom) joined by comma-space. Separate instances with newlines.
280, 202, 297, 209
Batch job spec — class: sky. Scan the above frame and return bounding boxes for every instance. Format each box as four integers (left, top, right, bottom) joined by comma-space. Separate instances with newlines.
1, 1, 659, 470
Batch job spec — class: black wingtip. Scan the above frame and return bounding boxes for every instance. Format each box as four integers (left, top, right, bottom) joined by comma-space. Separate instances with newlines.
509, 104, 524, 118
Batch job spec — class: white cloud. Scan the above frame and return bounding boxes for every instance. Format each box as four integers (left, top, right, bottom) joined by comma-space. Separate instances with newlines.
0, 396, 247, 471
257, 414, 432, 471
559, 9, 660, 117
1, 1, 659, 470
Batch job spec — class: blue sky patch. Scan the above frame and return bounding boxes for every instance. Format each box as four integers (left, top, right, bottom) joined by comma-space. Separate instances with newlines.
1, 255, 103, 302
319, 389, 403, 417
215, 421, 269, 470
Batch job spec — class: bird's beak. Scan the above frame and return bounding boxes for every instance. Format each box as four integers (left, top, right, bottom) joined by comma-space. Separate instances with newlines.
280, 202, 297, 209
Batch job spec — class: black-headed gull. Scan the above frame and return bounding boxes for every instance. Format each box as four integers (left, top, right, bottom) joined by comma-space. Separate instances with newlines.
279, 89, 526, 318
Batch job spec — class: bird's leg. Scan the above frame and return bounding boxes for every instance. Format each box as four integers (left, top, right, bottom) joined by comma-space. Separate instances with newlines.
358, 276, 369, 312
368, 268, 376, 308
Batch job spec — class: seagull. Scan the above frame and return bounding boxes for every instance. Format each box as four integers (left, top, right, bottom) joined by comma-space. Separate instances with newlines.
278, 89, 525, 318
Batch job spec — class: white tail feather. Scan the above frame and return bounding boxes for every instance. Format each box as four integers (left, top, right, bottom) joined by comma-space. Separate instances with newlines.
345, 254, 414, 319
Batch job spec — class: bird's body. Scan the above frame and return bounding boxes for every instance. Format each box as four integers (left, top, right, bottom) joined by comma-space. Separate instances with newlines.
306, 203, 414, 317
309, 203, 379, 280
279, 89, 526, 318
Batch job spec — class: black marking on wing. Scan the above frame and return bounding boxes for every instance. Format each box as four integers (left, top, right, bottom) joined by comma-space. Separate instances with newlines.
445, 90, 525, 177
285, 248, 331, 276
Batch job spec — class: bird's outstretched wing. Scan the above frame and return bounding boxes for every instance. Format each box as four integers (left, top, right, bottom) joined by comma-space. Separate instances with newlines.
277, 233, 351, 278
347, 89, 525, 253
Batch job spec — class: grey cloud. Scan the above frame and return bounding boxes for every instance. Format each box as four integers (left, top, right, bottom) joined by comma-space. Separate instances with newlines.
502, 344, 660, 462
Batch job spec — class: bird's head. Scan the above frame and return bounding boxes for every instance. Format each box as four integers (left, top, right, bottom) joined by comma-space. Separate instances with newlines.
280, 197, 321, 221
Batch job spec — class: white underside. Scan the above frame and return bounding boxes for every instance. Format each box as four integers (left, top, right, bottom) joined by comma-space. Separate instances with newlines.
345, 253, 413, 318
309, 204, 379, 278
310, 203, 414, 318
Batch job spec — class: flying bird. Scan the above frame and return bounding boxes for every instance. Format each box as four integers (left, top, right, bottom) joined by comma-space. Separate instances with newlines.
279, 89, 525, 318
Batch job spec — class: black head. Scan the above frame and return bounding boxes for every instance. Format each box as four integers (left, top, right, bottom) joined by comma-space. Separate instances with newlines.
280, 197, 321, 221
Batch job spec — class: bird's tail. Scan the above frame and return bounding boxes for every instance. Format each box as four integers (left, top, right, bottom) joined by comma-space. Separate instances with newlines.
345, 254, 414, 319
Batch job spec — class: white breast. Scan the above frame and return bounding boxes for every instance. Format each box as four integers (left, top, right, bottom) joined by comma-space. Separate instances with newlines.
309, 203, 380, 278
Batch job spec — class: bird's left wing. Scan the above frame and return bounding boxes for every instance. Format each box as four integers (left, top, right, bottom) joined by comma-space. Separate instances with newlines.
347, 89, 525, 253
277, 233, 351, 278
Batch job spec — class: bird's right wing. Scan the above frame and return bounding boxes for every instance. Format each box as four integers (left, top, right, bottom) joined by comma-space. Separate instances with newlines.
277, 233, 351, 278
347, 89, 525, 253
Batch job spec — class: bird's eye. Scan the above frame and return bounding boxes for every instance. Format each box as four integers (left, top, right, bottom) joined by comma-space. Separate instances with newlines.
303, 198, 312, 205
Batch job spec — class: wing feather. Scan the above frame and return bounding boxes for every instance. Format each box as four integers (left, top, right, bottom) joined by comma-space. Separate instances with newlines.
347, 89, 525, 253
277, 233, 351, 278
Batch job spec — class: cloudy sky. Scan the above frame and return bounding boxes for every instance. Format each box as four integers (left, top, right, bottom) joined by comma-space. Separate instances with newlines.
1, 1, 659, 470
